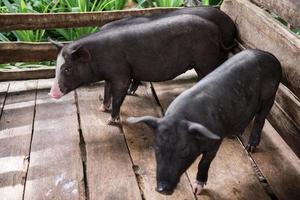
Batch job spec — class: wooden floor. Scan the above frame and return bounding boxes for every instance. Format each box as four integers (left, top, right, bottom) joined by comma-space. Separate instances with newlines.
0, 71, 299, 200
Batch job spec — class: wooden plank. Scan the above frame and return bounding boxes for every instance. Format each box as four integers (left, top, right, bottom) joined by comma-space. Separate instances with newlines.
23, 79, 85, 200
0, 67, 55, 81
270, 84, 300, 155
188, 138, 272, 200
0, 42, 58, 63
0, 80, 37, 200
0, 8, 178, 32
267, 101, 300, 158
0, 82, 9, 117
121, 83, 197, 200
251, 0, 300, 27
76, 83, 142, 200
240, 121, 300, 200
152, 72, 272, 200
221, 0, 300, 99
275, 84, 300, 128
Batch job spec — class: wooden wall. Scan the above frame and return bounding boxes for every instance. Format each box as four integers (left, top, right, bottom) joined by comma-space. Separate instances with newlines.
251, 0, 300, 28
221, 0, 300, 157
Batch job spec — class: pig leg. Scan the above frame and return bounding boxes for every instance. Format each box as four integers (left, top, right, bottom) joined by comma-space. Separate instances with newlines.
194, 142, 221, 195
100, 81, 112, 112
127, 79, 140, 95
108, 79, 130, 125
246, 96, 275, 152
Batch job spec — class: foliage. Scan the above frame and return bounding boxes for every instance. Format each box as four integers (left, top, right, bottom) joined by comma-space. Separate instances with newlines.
0, 61, 55, 69
135, 0, 183, 8
201, 0, 222, 6
270, 12, 300, 37
0, 0, 59, 42
0, 0, 128, 42
53, 0, 128, 41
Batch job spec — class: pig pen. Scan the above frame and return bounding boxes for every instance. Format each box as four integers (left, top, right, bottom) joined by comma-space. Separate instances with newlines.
0, 2, 299, 200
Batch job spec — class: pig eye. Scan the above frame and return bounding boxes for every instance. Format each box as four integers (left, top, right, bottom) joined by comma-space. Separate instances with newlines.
181, 146, 190, 158
64, 67, 71, 76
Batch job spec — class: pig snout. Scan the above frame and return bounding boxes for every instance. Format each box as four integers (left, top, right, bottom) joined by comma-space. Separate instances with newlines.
156, 181, 174, 195
48, 80, 64, 99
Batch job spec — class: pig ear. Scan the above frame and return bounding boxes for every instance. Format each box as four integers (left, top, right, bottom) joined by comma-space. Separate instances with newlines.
71, 45, 91, 62
48, 37, 63, 51
127, 116, 159, 129
186, 121, 220, 140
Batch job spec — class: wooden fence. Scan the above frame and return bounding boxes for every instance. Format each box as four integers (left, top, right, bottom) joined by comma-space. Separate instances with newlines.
0, 3, 299, 157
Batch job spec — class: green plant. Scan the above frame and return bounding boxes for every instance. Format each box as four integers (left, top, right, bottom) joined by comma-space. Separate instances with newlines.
0, 0, 59, 42
270, 12, 300, 37
201, 0, 222, 6
54, 0, 127, 41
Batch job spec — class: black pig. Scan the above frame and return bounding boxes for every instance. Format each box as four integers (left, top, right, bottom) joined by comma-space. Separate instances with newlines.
49, 8, 236, 125
128, 49, 282, 195
100, 7, 236, 95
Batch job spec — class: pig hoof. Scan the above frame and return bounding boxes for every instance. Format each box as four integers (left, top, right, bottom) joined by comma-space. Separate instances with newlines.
100, 104, 110, 112
245, 144, 256, 153
107, 116, 121, 126
193, 181, 204, 195
127, 89, 136, 96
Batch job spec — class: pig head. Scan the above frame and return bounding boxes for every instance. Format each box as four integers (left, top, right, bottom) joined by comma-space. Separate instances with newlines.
127, 116, 220, 195
49, 40, 95, 99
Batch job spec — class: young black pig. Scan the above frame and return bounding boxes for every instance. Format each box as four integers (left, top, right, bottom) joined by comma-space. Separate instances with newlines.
128, 49, 282, 195
49, 7, 236, 125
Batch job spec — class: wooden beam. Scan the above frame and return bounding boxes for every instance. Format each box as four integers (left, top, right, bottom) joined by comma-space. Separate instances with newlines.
251, 0, 300, 28
275, 84, 300, 128
0, 8, 178, 32
0, 67, 55, 81
221, 0, 300, 99
267, 101, 300, 158
0, 42, 58, 63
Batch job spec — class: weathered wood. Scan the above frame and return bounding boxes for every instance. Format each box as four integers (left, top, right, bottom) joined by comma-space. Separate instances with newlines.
251, 0, 300, 28
0, 67, 55, 81
0, 42, 58, 63
267, 100, 300, 158
0, 8, 178, 32
241, 120, 300, 200
76, 83, 142, 200
189, 138, 272, 200
266, 83, 300, 158
275, 84, 300, 129
121, 83, 197, 200
152, 72, 272, 200
24, 79, 85, 200
221, 0, 300, 99
0, 82, 9, 117
0, 80, 37, 200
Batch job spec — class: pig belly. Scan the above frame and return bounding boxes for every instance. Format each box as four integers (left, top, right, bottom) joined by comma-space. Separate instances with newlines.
129, 46, 195, 82
131, 63, 192, 82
